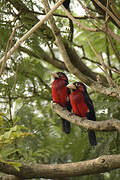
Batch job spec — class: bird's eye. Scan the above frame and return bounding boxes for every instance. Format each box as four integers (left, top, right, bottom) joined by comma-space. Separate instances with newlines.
59, 72, 63, 76
57, 72, 61, 77
75, 82, 80, 88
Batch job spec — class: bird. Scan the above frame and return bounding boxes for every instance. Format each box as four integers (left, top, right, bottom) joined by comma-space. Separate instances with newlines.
51, 72, 71, 134
67, 82, 97, 146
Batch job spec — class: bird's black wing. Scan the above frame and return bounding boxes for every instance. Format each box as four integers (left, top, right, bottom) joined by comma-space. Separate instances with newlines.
65, 80, 72, 111
83, 91, 96, 121
83, 91, 97, 146
61, 79, 71, 134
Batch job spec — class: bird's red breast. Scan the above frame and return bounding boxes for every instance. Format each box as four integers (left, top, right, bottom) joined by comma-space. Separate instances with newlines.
70, 89, 88, 117
52, 79, 68, 107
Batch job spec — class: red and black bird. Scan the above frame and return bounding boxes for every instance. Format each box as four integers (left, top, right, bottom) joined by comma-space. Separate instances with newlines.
67, 82, 97, 146
51, 72, 71, 134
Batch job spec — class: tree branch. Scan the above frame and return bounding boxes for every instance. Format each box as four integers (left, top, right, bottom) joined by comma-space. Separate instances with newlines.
87, 38, 116, 87
0, 24, 22, 77
18, 46, 67, 70
76, 0, 120, 43
0, 0, 64, 64
107, 34, 120, 63
90, 83, 120, 100
61, 5, 100, 32
42, 0, 97, 86
52, 102, 120, 132
93, 0, 120, 28
2, 175, 21, 180
25, 10, 104, 20
107, 29, 120, 44
1, 154, 120, 178
42, 0, 120, 99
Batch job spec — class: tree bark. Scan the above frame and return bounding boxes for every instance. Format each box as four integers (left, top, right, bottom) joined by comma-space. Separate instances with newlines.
52, 102, 120, 132
2, 175, 21, 180
1, 155, 120, 179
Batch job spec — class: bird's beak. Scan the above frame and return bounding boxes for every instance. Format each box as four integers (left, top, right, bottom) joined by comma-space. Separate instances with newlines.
67, 83, 76, 89
51, 72, 59, 78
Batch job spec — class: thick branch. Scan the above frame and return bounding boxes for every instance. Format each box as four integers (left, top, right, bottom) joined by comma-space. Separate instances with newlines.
1, 155, 120, 178
91, 83, 120, 100
2, 175, 21, 180
42, 0, 96, 86
42, 0, 120, 99
52, 102, 120, 132
64, 43, 107, 84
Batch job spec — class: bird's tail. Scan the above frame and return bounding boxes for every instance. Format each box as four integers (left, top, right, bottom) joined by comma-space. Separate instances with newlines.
88, 130, 97, 146
62, 118, 71, 134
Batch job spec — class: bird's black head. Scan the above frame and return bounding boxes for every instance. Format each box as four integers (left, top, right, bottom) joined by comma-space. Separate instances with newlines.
67, 82, 87, 92
52, 72, 68, 81
74, 82, 87, 92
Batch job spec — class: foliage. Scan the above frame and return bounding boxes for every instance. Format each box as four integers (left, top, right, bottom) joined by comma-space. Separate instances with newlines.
0, 0, 120, 179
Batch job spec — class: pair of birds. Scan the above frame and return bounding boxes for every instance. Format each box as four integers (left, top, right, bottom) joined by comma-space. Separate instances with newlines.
51, 72, 97, 146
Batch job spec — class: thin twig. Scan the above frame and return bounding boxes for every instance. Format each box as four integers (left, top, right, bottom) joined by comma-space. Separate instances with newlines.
0, 24, 22, 76
81, 56, 101, 66
104, 0, 112, 77
105, 0, 109, 26
87, 38, 116, 87
107, 34, 120, 63
76, 0, 120, 43
102, 62, 120, 75
81, 56, 120, 74
100, 52, 115, 87
47, 42, 56, 59
7, 85, 13, 127
77, 0, 101, 29
0, 0, 65, 64
13, 63, 19, 89
107, 29, 120, 43
106, 37, 112, 77
61, 4, 100, 32
93, 0, 120, 28
26, 10, 104, 20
